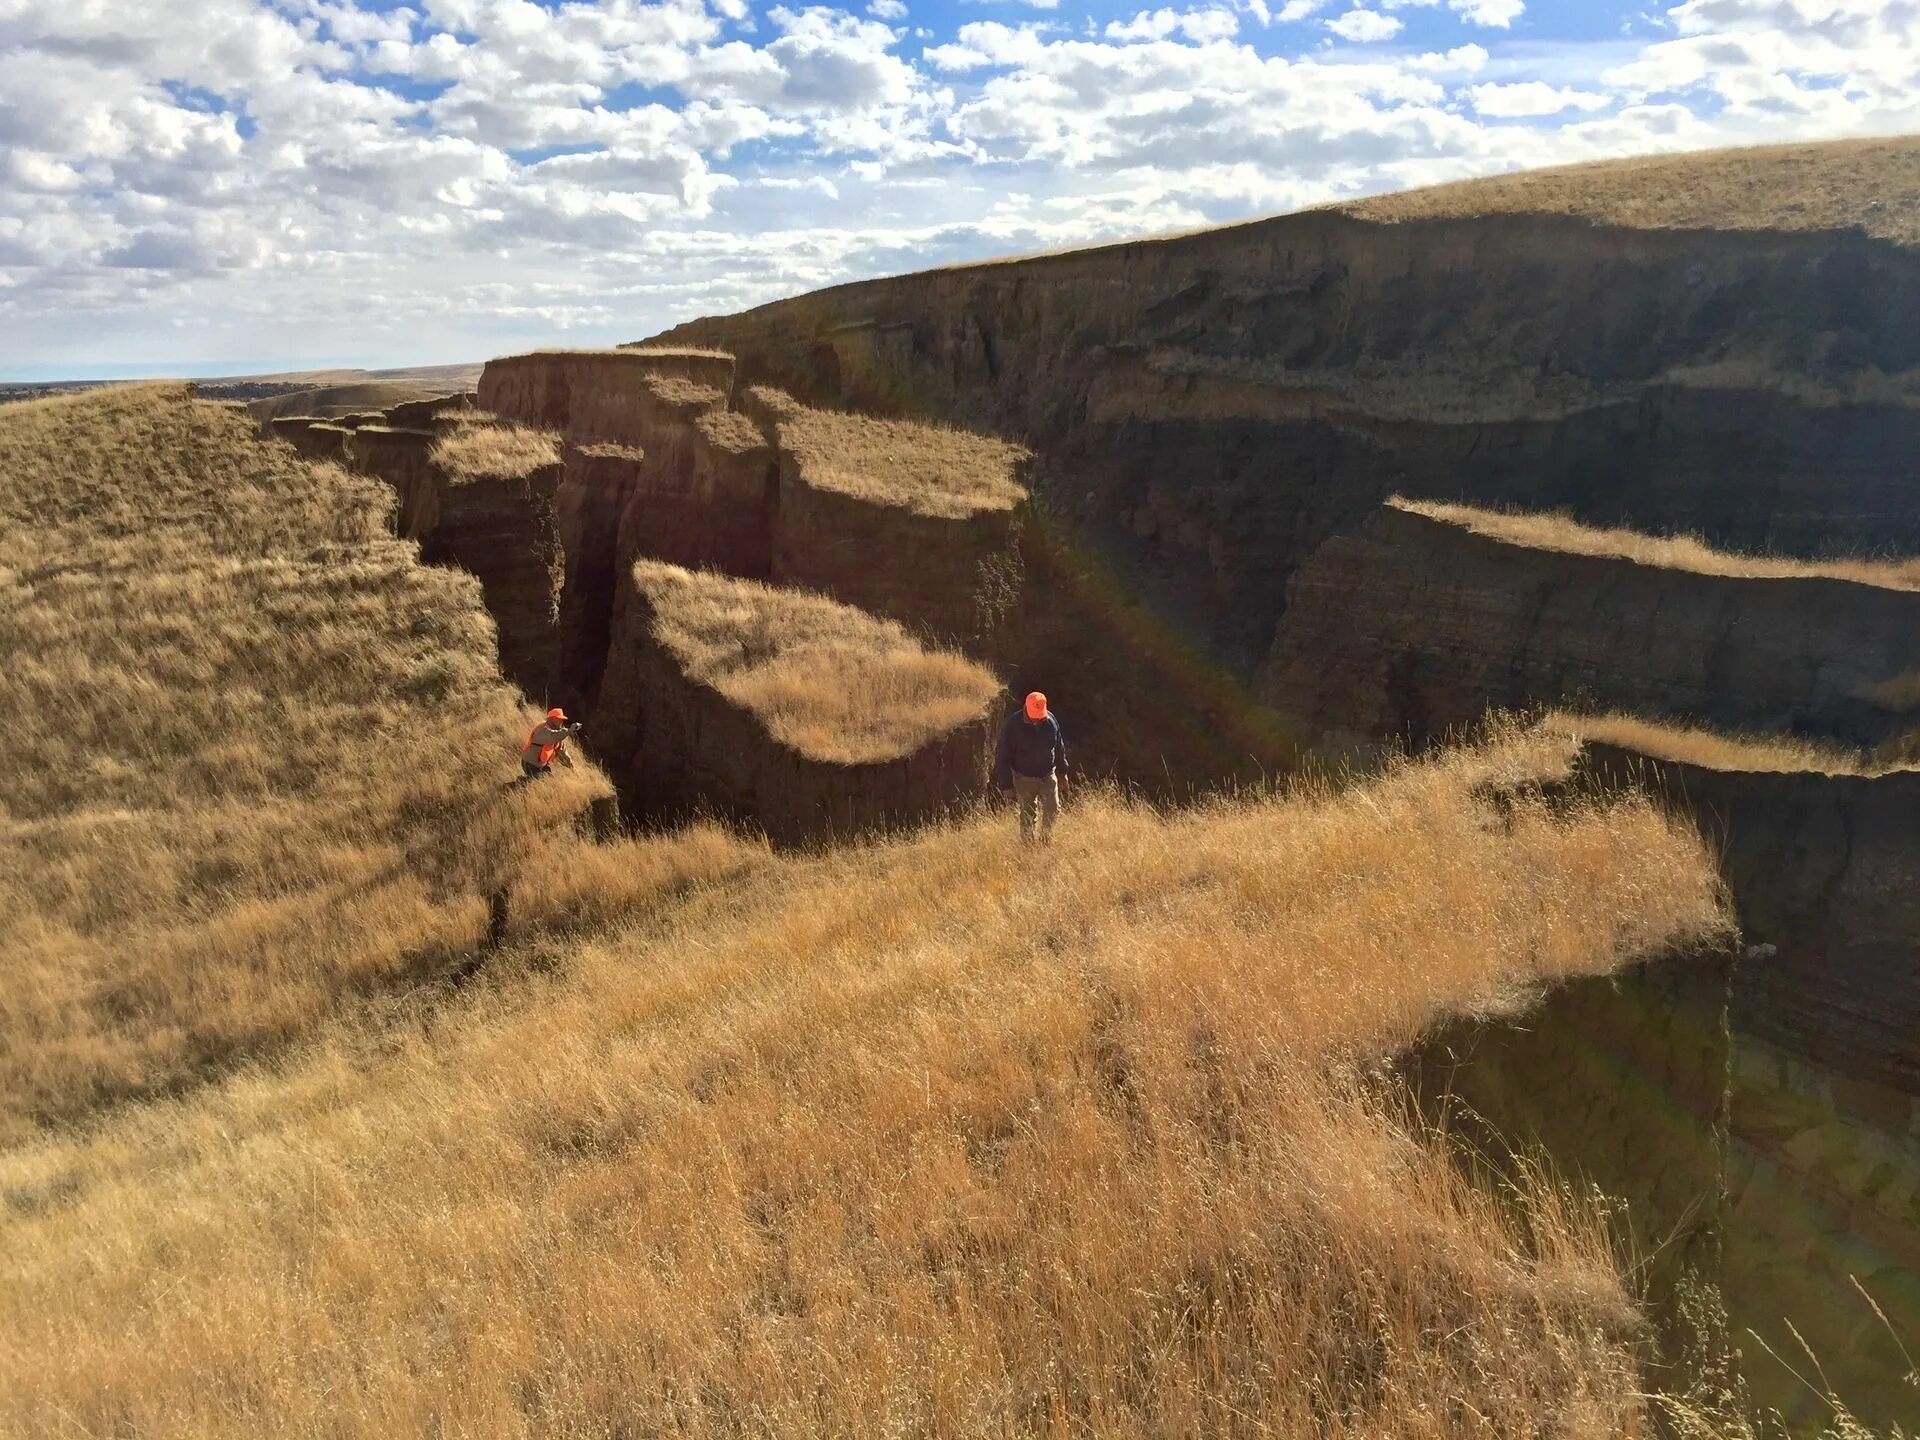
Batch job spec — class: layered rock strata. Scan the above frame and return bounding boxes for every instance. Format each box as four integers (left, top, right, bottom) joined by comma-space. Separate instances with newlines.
478, 348, 735, 440
653, 144, 1920, 675
1261, 502, 1920, 749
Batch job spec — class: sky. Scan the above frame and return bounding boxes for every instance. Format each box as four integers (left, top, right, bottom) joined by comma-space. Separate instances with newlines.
0, 0, 1915, 379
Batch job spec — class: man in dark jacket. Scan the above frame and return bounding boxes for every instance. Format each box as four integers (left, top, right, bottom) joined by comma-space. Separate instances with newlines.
995, 691, 1069, 842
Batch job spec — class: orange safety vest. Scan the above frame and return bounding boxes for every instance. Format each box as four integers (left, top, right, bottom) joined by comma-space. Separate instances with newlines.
523, 723, 568, 767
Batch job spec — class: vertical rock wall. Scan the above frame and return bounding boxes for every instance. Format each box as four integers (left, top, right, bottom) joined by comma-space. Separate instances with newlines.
1261, 503, 1920, 749
478, 349, 737, 439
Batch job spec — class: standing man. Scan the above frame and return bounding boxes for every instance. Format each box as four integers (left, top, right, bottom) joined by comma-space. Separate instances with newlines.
520, 707, 579, 781
995, 691, 1069, 843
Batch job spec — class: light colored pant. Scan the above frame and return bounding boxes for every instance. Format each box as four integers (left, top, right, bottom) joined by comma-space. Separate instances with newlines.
1012, 770, 1060, 842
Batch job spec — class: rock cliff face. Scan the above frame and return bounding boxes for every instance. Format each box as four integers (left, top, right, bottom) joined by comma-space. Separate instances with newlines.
1261, 503, 1920, 749
741, 385, 1027, 652
375, 445, 565, 703
1419, 926, 1920, 1432
477, 349, 736, 440
1456, 742, 1920, 1430
1575, 744, 1920, 1098
655, 207, 1920, 674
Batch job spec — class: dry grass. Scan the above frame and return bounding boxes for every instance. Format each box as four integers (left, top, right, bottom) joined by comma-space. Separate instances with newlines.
644, 374, 729, 411
749, 385, 1029, 519
494, 346, 734, 361
430, 422, 562, 482
697, 403, 770, 454
639, 561, 1002, 763
0, 385, 758, 1141
1544, 711, 1884, 776
1397, 497, 1920, 592
0, 730, 1730, 1436
244, 382, 436, 425
575, 439, 646, 460
1343, 136, 1920, 248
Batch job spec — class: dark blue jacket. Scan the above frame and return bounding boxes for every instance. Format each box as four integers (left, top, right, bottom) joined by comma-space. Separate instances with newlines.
995, 709, 1068, 789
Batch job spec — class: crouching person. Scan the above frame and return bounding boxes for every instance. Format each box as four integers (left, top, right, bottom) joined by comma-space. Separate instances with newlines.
520, 707, 579, 781
995, 691, 1069, 843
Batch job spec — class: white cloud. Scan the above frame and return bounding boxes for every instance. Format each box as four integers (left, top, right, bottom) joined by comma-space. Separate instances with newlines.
868, 0, 908, 16
1409, 43, 1489, 72
1325, 9, 1402, 42
1107, 9, 1241, 42
1452, 0, 1522, 25
1380, 0, 1525, 25
1469, 80, 1611, 115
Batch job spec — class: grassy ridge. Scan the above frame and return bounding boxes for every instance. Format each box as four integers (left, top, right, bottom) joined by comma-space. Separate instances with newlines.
0, 385, 740, 1138
751, 385, 1030, 519
1344, 136, 1920, 248
1399, 497, 1920, 592
2, 740, 1727, 1435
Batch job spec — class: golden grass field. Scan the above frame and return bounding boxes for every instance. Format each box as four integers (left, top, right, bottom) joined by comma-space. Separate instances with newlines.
0, 385, 745, 1141
16, 382, 1885, 1437
638, 560, 1002, 763
1399, 497, 1920, 592
431, 421, 563, 483
750, 385, 1030, 519
245, 381, 439, 425
1545, 711, 1888, 777
1344, 137, 1920, 248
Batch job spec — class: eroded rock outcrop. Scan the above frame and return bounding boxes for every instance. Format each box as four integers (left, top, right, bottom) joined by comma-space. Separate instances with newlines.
1261, 501, 1920, 749
374, 422, 565, 702
264, 413, 566, 704
744, 385, 1029, 650
478, 348, 736, 440
653, 143, 1920, 676
1574, 743, 1920, 1098
592, 563, 997, 841
469, 346, 1304, 794
1444, 738, 1920, 1430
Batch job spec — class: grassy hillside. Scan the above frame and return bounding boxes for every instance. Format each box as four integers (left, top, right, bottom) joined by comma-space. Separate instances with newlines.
0, 385, 742, 1138
245, 381, 448, 424
0, 384, 1752, 1434
1343, 136, 1920, 248
2, 735, 1727, 1435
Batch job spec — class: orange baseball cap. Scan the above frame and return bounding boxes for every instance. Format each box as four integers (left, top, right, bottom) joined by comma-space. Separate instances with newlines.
1024, 691, 1048, 721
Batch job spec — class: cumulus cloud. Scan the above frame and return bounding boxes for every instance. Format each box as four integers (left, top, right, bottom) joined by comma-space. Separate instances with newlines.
1469, 81, 1611, 116
1326, 9, 1402, 41
0, 0, 1912, 375
1107, 9, 1241, 43
1380, 0, 1525, 26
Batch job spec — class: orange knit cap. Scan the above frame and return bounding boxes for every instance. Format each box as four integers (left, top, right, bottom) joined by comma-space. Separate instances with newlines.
1024, 691, 1047, 721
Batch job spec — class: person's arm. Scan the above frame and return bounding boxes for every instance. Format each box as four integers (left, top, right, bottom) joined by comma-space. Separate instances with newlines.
993, 715, 1014, 794
1052, 716, 1069, 787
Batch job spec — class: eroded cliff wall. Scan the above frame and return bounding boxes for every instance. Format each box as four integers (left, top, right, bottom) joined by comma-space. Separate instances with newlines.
1260, 504, 1920, 749
656, 210, 1920, 674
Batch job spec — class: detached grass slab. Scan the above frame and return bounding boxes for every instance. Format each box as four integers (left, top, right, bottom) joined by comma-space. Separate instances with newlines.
594, 562, 1002, 842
